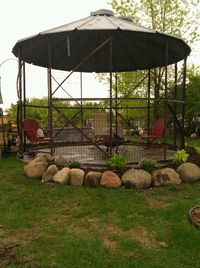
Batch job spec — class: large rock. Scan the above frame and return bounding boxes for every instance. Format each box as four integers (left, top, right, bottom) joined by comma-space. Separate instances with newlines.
53, 167, 70, 184
121, 169, 151, 189
31, 155, 49, 166
152, 168, 181, 187
69, 169, 85, 186
31, 155, 54, 166
24, 162, 48, 179
42, 164, 58, 183
177, 162, 200, 183
45, 154, 55, 164
84, 171, 102, 187
100, 171, 122, 189
24, 154, 54, 179
55, 156, 67, 169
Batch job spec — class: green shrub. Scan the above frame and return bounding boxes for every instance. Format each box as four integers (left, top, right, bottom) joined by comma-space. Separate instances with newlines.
106, 154, 127, 172
68, 160, 81, 169
139, 158, 156, 173
196, 147, 200, 155
173, 149, 189, 166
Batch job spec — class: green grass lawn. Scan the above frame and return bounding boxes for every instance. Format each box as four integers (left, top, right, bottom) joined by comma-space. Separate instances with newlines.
1, 155, 200, 267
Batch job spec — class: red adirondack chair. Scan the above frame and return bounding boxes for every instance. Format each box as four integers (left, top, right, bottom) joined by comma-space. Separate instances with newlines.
22, 119, 53, 156
140, 118, 165, 146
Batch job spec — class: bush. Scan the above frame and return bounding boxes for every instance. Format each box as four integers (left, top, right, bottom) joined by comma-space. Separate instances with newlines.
106, 154, 127, 172
173, 149, 189, 166
139, 158, 156, 173
68, 161, 81, 169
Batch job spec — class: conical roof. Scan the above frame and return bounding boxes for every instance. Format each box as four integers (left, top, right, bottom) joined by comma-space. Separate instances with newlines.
12, 9, 191, 72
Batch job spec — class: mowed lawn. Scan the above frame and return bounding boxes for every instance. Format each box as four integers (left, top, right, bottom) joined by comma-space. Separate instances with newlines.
1, 155, 200, 267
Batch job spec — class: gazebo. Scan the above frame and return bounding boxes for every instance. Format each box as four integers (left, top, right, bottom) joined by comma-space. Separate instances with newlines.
12, 9, 191, 165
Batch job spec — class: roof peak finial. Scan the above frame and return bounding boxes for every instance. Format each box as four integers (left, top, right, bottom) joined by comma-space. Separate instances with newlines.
90, 9, 114, 17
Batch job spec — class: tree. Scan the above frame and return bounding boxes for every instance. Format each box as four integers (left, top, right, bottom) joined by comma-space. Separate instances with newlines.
5, 97, 104, 128
109, 0, 200, 119
185, 66, 200, 135
111, 0, 200, 44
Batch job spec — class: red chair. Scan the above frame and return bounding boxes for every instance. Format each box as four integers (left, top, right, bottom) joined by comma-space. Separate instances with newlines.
140, 118, 165, 146
22, 119, 53, 156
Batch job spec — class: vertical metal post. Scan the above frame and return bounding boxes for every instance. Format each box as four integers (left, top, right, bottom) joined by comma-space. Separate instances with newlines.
181, 57, 187, 148
109, 37, 113, 157
147, 69, 151, 139
174, 62, 177, 149
22, 62, 26, 120
80, 72, 83, 121
115, 73, 118, 136
80, 72, 83, 142
164, 42, 169, 160
47, 39, 54, 155
18, 48, 24, 156
114, 73, 119, 151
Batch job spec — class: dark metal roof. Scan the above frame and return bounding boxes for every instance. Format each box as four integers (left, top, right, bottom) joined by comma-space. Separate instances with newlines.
12, 9, 191, 73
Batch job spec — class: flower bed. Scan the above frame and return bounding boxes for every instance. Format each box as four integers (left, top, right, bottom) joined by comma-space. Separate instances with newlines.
23, 151, 200, 190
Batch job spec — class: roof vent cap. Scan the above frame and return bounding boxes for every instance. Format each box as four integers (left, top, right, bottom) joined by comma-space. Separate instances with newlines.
90, 9, 114, 17
118, 16, 133, 22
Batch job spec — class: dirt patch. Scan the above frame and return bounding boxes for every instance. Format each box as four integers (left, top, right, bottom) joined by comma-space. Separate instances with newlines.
127, 227, 164, 249
0, 242, 19, 267
86, 218, 163, 252
0, 225, 42, 267
147, 195, 174, 209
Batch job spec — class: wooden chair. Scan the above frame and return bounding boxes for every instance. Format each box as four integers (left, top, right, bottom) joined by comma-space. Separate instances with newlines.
140, 118, 165, 146
22, 119, 53, 156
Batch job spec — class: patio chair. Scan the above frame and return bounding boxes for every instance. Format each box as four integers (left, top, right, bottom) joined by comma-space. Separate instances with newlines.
140, 118, 165, 146
22, 119, 53, 156
92, 112, 125, 153
92, 113, 110, 142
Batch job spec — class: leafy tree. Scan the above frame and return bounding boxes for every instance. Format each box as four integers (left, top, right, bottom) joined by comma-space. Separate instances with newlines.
185, 66, 200, 135
5, 97, 104, 128
168, 66, 200, 136
108, 0, 200, 119
111, 0, 200, 44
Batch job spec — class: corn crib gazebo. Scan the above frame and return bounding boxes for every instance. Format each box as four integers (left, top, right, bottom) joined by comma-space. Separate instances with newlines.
12, 9, 191, 166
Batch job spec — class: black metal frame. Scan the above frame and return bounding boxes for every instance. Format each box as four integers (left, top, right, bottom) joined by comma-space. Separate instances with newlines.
17, 36, 188, 163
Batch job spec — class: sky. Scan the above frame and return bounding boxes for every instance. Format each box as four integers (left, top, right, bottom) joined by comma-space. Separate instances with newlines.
0, 0, 111, 111
0, 0, 200, 111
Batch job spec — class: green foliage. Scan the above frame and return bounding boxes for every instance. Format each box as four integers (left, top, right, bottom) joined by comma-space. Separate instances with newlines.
196, 147, 200, 155
106, 154, 128, 171
185, 67, 200, 135
108, 0, 200, 119
169, 66, 200, 137
5, 97, 103, 129
67, 160, 81, 169
173, 149, 189, 166
110, 0, 200, 44
139, 158, 156, 173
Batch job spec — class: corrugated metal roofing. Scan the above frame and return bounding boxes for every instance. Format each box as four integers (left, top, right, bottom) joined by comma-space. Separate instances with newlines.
41, 9, 155, 33
12, 9, 191, 73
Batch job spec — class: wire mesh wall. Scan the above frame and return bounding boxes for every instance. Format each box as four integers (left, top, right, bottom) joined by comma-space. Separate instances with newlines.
16, 22, 188, 166
21, 61, 186, 165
